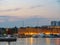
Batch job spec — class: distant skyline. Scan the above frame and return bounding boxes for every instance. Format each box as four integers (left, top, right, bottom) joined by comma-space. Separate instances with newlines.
0, 16, 60, 28
0, 0, 60, 27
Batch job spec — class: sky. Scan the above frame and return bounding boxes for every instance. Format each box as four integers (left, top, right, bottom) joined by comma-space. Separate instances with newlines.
0, 0, 60, 28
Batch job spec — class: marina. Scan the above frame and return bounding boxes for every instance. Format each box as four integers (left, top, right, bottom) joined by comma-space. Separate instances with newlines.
0, 38, 60, 45
0, 35, 17, 45
0, 0, 60, 45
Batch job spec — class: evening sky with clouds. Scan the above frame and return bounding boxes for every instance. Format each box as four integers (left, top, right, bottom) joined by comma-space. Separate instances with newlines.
0, 0, 60, 27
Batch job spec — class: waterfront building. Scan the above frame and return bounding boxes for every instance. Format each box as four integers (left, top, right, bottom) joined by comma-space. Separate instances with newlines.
51, 21, 57, 26
57, 21, 60, 26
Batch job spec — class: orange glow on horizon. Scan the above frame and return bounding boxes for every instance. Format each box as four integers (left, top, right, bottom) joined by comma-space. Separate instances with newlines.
45, 32, 60, 35
25, 32, 37, 35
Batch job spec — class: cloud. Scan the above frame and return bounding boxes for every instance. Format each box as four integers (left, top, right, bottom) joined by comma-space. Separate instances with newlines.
57, 0, 60, 4
0, 0, 3, 1
0, 19, 5, 22
29, 5, 42, 9
8, 17, 20, 22
0, 8, 21, 12
0, 16, 23, 22
57, 0, 60, 2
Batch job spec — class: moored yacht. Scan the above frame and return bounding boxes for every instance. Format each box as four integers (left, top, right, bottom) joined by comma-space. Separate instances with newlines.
0, 35, 17, 42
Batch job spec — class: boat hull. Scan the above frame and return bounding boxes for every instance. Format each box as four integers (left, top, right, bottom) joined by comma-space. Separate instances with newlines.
0, 38, 17, 42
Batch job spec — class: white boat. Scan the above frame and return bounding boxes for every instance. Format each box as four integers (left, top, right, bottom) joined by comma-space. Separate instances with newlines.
0, 35, 17, 42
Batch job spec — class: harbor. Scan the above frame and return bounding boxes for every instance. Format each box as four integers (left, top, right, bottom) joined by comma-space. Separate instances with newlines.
0, 0, 60, 45
0, 38, 60, 45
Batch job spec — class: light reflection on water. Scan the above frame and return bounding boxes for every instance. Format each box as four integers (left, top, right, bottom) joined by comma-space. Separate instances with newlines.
26, 38, 34, 45
30, 38, 33, 45
0, 38, 60, 45
46, 38, 50, 45
6, 43, 8, 45
55, 38, 60, 45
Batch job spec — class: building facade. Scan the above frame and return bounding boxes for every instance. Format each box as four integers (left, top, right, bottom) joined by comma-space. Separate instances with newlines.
51, 21, 57, 26
51, 21, 60, 26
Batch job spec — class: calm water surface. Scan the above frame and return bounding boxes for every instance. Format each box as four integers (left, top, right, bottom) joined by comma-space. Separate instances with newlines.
0, 38, 60, 45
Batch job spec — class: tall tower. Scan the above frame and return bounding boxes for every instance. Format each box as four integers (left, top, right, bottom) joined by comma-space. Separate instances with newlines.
51, 21, 57, 26
57, 21, 60, 26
